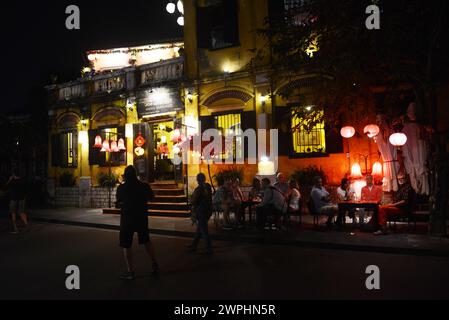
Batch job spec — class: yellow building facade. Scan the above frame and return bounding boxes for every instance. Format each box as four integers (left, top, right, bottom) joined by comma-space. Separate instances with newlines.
47, 0, 379, 209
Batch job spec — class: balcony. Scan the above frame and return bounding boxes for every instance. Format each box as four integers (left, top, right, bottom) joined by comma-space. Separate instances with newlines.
140, 56, 184, 86
93, 70, 128, 95
58, 82, 87, 101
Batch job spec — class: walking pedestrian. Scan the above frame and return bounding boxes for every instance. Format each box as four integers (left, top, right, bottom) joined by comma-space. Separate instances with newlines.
188, 173, 213, 255
116, 165, 159, 280
7, 172, 28, 234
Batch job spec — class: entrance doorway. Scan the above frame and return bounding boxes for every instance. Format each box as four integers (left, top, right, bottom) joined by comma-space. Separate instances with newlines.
151, 120, 176, 182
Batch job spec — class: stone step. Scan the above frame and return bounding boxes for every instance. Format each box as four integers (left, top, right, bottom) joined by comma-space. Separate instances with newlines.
153, 195, 187, 203
102, 208, 190, 218
148, 202, 190, 211
153, 188, 185, 196
150, 183, 180, 190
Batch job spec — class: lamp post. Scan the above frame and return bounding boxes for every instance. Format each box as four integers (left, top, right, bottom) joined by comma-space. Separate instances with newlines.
93, 131, 126, 208
340, 126, 356, 173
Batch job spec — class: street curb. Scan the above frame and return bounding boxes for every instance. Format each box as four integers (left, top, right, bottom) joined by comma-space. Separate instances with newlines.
31, 217, 449, 258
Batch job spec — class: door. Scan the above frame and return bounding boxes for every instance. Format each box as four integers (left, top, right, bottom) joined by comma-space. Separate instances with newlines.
151, 121, 176, 182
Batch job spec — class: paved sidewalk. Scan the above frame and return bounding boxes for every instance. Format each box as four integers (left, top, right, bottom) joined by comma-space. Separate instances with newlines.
24, 207, 449, 257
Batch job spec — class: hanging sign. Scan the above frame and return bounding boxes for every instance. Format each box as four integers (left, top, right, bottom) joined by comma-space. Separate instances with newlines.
136, 87, 184, 117
134, 134, 146, 147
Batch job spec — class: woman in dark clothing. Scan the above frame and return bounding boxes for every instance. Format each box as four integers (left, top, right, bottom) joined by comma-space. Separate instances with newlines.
188, 173, 213, 255
116, 165, 159, 280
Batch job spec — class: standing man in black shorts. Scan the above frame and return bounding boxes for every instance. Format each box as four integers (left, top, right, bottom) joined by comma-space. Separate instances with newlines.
116, 165, 159, 280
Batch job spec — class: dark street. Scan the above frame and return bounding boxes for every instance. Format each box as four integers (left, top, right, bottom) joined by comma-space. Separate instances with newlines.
1, 222, 448, 300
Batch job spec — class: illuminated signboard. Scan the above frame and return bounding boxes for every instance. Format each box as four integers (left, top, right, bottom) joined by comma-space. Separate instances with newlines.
136, 87, 184, 117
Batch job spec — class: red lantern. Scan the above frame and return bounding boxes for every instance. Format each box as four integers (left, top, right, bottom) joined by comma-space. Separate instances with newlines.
134, 134, 146, 147
93, 135, 103, 148
100, 140, 111, 152
340, 126, 356, 139
118, 138, 126, 151
364, 124, 380, 139
389, 133, 407, 147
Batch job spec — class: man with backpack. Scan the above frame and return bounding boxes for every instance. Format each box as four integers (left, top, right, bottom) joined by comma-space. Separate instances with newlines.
188, 173, 213, 255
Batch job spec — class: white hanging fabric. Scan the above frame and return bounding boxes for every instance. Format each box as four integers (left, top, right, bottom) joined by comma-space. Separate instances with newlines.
401, 103, 430, 195
374, 115, 399, 192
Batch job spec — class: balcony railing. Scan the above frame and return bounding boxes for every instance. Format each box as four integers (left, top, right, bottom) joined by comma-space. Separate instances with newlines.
140, 56, 184, 86
58, 83, 87, 101
93, 72, 127, 94
52, 57, 184, 102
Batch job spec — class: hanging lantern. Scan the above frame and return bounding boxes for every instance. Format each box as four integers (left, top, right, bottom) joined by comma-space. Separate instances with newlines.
177, 0, 184, 14
172, 129, 181, 142
118, 138, 126, 151
389, 133, 408, 147
351, 163, 363, 178
364, 124, 380, 139
134, 147, 145, 157
166, 1, 176, 14
93, 135, 103, 148
340, 126, 356, 139
110, 140, 119, 153
173, 145, 181, 154
100, 140, 111, 152
372, 161, 383, 177
134, 134, 146, 147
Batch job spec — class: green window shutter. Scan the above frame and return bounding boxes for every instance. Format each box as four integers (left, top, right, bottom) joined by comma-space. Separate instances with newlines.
51, 134, 61, 167
241, 111, 257, 159
325, 126, 344, 154
60, 133, 69, 168
275, 106, 293, 157
72, 131, 78, 168
88, 129, 101, 165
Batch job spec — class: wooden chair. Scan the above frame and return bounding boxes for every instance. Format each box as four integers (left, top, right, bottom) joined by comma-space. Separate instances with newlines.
307, 198, 320, 227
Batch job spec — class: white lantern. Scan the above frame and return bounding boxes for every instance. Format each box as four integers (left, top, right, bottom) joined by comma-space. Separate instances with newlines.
166, 2, 176, 14
351, 163, 363, 178
177, 16, 184, 26
389, 133, 408, 147
340, 126, 356, 139
372, 161, 383, 177
177, 0, 184, 14
363, 124, 380, 139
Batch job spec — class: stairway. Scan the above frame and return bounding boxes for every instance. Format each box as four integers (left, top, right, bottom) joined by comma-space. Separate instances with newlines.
103, 182, 190, 218
149, 183, 190, 218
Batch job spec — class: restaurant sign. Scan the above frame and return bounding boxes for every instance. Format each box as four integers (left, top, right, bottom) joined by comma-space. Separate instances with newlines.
137, 87, 184, 117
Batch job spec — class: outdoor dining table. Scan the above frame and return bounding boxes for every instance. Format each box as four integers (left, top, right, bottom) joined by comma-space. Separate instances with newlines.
337, 201, 380, 227
241, 199, 262, 223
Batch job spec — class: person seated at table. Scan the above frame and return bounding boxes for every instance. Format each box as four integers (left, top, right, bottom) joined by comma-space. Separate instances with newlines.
285, 179, 302, 226
374, 174, 415, 235
256, 178, 287, 231
221, 178, 242, 230
249, 178, 263, 200
310, 176, 338, 228
212, 176, 225, 212
232, 178, 245, 228
288, 180, 301, 212
337, 178, 356, 202
274, 172, 290, 197
336, 178, 356, 225
360, 175, 383, 225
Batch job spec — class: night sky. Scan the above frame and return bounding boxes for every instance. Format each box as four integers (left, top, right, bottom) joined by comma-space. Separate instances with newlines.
0, 0, 182, 113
